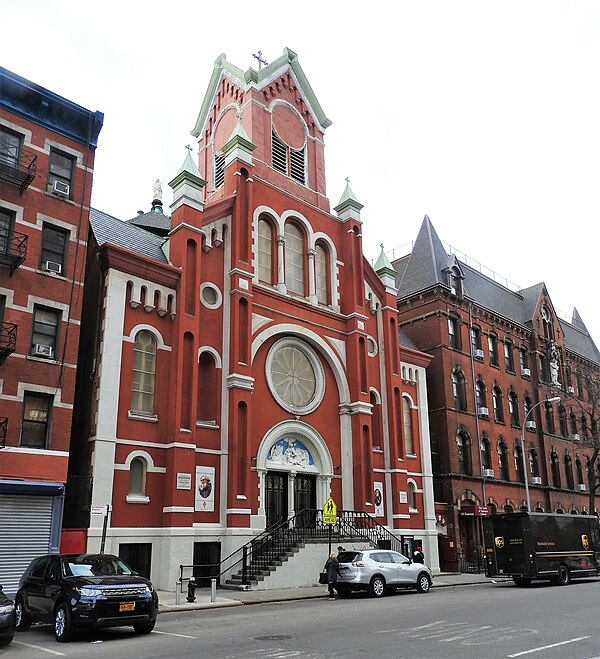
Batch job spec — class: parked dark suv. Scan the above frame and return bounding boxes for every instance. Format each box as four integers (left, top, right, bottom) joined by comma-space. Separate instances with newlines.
15, 553, 158, 642
0, 585, 15, 647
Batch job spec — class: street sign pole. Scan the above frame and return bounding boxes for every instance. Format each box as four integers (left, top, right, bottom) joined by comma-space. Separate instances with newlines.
328, 522, 332, 555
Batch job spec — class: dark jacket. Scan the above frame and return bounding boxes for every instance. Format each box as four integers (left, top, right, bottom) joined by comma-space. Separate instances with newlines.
324, 556, 339, 583
413, 550, 424, 564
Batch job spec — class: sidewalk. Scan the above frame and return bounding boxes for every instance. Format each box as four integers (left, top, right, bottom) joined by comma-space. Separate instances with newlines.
157, 572, 510, 613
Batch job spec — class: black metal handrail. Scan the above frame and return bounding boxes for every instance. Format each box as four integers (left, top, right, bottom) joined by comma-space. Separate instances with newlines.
0, 322, 17, 364
0, 230, 27, 274
178, 508, 404, 588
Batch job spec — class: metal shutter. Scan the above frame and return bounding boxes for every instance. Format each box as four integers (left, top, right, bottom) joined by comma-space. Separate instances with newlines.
0, 494, 53, 594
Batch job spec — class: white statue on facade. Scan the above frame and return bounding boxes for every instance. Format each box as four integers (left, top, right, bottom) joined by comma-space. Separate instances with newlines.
549, 340, 561, 387
153, 178, 162, 201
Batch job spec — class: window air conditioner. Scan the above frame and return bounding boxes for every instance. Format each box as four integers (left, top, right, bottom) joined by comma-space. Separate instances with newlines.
531, 476, 542, 485
526, 420, 536, 431
577, 483, 586, 492
44, 260, 62, 275
572, 433, 580, 442
52, 180, 70, 197
478, 406, 489, 417
474, 349, 484, 359
567, 386, 575, 394
521, 368, 531, 377
34, 343, 54, 358
483, 468, 495, 478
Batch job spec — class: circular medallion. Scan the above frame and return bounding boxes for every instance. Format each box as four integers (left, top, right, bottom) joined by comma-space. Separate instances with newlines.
266, 338, 325, 414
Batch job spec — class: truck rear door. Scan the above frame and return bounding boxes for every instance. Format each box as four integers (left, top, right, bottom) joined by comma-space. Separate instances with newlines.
485, 515, 528, 576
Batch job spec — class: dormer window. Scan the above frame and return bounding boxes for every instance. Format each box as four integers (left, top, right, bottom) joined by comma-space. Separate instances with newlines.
541, 304, 554, 340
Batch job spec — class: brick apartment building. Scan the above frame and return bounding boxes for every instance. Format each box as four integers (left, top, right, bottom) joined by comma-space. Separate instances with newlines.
394, 216, 600, 571
0, 66, 102, 592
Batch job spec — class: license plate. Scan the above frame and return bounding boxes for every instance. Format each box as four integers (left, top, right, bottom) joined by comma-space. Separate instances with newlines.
119, 602, 135, 612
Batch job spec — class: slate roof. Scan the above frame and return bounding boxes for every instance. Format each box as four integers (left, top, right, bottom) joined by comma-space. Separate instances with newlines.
398, 328, 419, 351
395, 216, 600, 363
89, 208, 169, 264
127, 206, 171, 236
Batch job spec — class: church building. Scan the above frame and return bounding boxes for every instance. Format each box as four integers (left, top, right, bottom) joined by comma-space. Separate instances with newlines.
67, 49, 438, 589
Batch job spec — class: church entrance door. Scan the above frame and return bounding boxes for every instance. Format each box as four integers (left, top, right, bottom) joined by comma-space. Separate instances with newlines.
294, 474, 316, 528
265, 471, 288, 529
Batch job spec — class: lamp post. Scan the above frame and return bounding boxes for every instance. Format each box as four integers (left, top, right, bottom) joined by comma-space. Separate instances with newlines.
520, 396, 561, 512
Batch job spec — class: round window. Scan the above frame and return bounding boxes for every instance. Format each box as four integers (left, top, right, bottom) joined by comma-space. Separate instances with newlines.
200, 283, 222, 309
266, 338, 325, 414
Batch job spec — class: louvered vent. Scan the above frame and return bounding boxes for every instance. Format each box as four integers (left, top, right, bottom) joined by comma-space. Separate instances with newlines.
290, 146, 306, 184
272, 129, 288, 174
214, 152, 225, 189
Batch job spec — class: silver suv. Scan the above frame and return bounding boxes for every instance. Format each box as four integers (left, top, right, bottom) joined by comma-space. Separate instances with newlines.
336, 549, 432, 597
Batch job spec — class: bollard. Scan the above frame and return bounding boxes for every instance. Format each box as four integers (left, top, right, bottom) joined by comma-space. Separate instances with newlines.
211, 578, 216, 603
175, 582, 181, 605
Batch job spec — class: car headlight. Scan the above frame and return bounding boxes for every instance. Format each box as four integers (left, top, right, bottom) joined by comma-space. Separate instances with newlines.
0, 603, 14, 615
144, 585, 152, 594
79, 587, 101, 597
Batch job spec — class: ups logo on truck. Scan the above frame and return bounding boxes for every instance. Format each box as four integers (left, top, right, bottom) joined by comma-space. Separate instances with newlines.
495, 536, 505, 549
582, 534, 590, 550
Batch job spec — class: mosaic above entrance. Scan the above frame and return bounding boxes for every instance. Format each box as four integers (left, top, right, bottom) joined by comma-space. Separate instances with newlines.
267, 438, 314, 468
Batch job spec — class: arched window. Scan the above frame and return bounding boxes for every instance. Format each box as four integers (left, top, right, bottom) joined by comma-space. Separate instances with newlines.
257, 218, 274, 284
529, 448, 539, 478
408, 482, 417, 510
475, 380, 486, 409
514, 445, 524, 483
448, 316, 461, 349
284, 222, 305, 295
315, 242, 329, 305
503, 504, 514, 513
565, 455, 574, 490
558, 405, 568, 438
370, 390, 383, 450
551, 451, 561, 488
508, 391, 519, 426
457, 431, 472, 475
570, 410, 578, 435
524, 395, 533, 419
581, 414, 589, 439
498, 441, 509, 480
131, 330, 157, 415
545, 401, 555, 435
128, 457, 147, 497
452, 371, 467, 411
576, 458, 584, 486
449, 267, 462, 297
480, 436, 492, 470
403, 396, 414, 455
197, 351, 219, 424
492, 386, 504, 423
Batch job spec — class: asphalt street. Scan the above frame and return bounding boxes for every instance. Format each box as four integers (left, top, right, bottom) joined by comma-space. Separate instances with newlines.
5, 579, 600, 658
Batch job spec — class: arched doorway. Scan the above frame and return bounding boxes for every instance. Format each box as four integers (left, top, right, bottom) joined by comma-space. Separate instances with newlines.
257, 421, 333, 529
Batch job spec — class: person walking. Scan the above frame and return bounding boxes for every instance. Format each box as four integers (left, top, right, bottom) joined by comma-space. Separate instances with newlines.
323, 551, 339, 600
413, 546, 425, 564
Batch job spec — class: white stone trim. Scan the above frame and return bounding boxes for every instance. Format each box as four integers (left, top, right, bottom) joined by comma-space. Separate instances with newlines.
162, 506, 194, 513
114, 450, 166, 473
200, 282, 223, 309
198, 346, 222, 368
123, 324, 171, 350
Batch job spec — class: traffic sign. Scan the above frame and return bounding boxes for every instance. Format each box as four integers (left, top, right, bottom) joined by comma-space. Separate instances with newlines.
323, 497, 337, 524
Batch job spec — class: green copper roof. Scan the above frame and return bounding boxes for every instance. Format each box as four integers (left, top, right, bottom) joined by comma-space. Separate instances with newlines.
192, 48, 332, 137
334, 180, 364, 214
168, 150, 206, 190
374, 244, 395, 276
223, 117, 256, 154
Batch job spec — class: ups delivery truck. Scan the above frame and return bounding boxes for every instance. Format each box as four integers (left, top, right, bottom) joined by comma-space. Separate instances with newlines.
483, 512, 600, 586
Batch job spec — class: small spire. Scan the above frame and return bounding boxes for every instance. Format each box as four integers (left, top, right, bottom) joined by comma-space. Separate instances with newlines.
374, 244, 394, 275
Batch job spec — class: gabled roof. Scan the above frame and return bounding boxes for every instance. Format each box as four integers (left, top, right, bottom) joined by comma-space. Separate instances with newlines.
395, 215, 600, 362
90, 208, 168, 263
394, 215, 455, 295
191, 48, 332, 137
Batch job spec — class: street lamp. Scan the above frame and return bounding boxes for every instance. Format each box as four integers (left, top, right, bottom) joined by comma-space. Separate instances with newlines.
520, 396, 561, 512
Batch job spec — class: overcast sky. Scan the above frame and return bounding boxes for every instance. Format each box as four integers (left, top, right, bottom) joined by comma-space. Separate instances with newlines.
4, 1, 600, 344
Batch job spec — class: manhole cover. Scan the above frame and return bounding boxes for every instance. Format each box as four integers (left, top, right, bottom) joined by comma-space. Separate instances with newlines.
254, 635, 291, 641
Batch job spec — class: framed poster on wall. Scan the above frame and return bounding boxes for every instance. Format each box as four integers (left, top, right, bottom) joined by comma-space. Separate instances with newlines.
195, 466, 215, 512
374, 481, 384, 517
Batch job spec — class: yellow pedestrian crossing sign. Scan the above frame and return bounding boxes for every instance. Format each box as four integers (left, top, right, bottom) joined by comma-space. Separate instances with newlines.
323, 497, 337, 525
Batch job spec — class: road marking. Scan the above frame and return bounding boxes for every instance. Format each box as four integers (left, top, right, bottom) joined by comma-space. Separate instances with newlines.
508, 636, 591, 657
12, 640, 65, 656
153, 630, 199, 639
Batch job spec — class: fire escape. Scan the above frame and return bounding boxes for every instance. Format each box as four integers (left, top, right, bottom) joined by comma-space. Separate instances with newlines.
0, 142, 35, 275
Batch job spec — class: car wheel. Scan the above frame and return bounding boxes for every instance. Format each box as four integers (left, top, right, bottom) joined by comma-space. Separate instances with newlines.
54, 603, 75, 642
512, 577, 532, 587
552, 565, 570, 586
133, 619, 156, 634
369, 576, 385, 598
15, 597, 31, 631
0, 636, 14, 647
416, 573, 431, 593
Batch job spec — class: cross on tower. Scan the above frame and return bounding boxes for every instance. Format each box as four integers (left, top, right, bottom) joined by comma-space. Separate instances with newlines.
252, 50, 268, 70
185, 144, 193, 154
